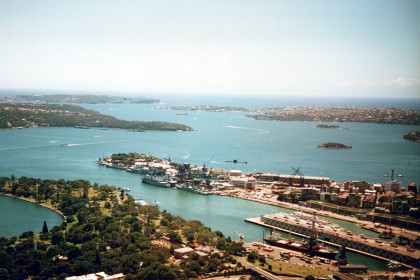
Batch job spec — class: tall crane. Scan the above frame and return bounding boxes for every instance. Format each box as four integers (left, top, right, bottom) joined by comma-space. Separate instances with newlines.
291, 166, 305, 187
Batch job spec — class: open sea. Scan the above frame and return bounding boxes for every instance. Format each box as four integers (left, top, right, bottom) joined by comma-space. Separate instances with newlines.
0, 94, 419, 270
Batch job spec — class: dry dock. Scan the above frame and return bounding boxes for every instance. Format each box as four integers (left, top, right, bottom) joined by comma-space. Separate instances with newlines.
245, 213, 420, 269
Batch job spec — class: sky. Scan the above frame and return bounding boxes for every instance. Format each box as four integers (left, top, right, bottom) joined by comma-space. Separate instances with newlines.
0, 0, 419, 98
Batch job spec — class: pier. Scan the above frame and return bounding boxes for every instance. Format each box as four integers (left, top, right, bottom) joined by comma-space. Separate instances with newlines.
245, 213, 420, 269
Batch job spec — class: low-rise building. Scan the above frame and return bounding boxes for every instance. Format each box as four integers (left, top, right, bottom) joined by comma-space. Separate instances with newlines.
65, 272, 124, 280
385, 180, 402, 194
338, 265, 368, 274
229, 176, 256, 189
174, 247, 194, 259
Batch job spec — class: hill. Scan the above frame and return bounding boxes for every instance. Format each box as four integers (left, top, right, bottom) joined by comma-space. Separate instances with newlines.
0, 103, 192, 131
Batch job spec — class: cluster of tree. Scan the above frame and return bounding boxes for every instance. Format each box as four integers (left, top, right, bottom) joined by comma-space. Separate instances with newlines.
109, 153, 162, 166
0, 103, 192, 131
0, 176, 245, 280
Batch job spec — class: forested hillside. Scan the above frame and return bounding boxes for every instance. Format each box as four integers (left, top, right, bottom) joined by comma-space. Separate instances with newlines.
0, 104, 192, 131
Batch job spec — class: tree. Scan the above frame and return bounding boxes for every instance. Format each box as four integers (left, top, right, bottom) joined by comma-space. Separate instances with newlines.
42, 221, 48, 234
186, 232, 195, 242
247, 251, 258, 263
168, 232, 182, 244
0, 268, 9, 280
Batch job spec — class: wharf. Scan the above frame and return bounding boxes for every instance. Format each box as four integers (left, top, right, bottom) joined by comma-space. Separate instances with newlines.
245, 213, 420, 269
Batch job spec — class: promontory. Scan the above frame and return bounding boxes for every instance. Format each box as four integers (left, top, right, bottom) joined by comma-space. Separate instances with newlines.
0, 103, 193, 131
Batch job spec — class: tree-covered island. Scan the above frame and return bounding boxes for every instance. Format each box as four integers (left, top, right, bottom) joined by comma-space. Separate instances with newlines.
0, 176, 246, 280
402, 131, 420, 142
316, 124, 340, 129
0, 103, 192, 131
317, 142, 352, 149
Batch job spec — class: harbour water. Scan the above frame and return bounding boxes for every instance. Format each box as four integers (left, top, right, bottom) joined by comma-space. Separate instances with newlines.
0, 97, 419, 270
0, 195, 64, 237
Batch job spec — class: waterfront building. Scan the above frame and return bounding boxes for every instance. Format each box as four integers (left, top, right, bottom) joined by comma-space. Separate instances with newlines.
344, 181, 372, 194
338, 265, 368, 274
373, 183, 383, 193
385, 180, 402, 194
229, 170, 242, 177
407, 182, 418, 194
253, 173, 330, 186
229, 176, 256, 189
301, 187, 320, 200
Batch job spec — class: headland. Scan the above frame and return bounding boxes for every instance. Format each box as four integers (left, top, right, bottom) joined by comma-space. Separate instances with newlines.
0, 103, 192, 131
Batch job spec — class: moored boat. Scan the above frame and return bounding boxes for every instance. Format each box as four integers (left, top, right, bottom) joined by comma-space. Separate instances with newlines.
141, 175, 171, 188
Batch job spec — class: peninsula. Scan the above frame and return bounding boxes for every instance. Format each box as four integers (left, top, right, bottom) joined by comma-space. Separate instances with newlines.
0, 103, 192, 131
161, 104, 419, 125
0, 176, 245, 279
159, 105, 251, 112
248, 106, 420, 125
0, 94, 159, 104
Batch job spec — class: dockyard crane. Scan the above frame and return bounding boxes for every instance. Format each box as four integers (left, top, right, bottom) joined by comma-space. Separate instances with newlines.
291, 166, 305, 187
234, 231, 244, 243
202, 156, 214, 173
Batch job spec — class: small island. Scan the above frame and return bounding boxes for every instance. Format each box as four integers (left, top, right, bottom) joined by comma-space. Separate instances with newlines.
316, 124, 340, 129
318, 142, 352, 149
0, 103, 193, 131
403, 131, 420, 142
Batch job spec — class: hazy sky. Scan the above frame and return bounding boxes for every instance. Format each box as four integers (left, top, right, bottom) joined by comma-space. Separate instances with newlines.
1, 0, 419, 97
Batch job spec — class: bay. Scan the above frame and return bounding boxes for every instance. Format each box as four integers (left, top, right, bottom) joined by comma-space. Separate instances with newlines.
0, 195, 64, 237
0, 98, 419, 270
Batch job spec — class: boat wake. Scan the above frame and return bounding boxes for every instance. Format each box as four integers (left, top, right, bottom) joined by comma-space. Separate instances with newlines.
223, 124, 270, 134
62, 139, 130, 147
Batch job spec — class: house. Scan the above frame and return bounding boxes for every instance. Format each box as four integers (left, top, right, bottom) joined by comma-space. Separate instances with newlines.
174, 247, 194, 259
65, 272, 124, 280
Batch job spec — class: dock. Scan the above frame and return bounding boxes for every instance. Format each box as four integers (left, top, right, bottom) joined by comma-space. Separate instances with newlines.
245, 213, 420, 269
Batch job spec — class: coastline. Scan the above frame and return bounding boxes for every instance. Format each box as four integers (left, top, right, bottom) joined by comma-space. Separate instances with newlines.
0, 193, 66, 222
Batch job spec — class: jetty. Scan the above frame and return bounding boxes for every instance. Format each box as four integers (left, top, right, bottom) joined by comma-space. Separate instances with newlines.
245, 213, 420, 269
